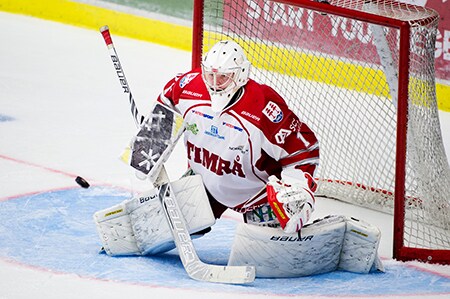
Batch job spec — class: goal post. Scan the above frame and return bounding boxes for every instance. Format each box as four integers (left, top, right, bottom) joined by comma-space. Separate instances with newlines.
192, 0, 450, 264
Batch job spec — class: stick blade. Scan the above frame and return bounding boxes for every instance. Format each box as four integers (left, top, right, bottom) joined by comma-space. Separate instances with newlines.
160, 183, 256, 284
187, 262, 255, 284
207, 265, 256, 284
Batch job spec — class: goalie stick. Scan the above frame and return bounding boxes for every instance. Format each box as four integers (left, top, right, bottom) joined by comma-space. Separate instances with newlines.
159, 182, 255, 283
100, 25, 145, 127
99, 25, 256, 284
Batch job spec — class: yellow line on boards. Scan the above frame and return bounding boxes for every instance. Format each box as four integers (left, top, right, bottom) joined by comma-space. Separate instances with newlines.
0, 0, 192, 51
0, 0, 448, 111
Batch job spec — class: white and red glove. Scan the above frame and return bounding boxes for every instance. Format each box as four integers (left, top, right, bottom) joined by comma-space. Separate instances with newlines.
266, 167, 316, 233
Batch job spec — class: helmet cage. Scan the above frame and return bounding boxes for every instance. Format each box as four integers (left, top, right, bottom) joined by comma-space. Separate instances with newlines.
201, 66, 240, 94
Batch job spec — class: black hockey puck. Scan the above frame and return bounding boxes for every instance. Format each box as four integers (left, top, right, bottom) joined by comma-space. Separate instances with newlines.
75, 176, 90, 188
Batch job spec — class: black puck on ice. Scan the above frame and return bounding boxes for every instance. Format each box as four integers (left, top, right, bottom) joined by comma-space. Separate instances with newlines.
75, 176, 90, 188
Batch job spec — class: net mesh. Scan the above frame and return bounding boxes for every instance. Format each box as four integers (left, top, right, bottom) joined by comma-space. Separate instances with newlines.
199, 0, 450, 252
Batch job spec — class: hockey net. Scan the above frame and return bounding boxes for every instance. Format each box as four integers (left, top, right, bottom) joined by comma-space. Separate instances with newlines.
192, 0, 450, 264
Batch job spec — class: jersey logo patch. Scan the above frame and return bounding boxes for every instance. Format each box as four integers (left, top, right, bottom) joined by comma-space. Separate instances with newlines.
205, 125, 225, 140
241, 111, 260, 122
192, 109, 214, 120
182, 90, 203, 98
179, 73, 199, 88
186, 141, 245, 178
275, 128, 292, 144
222, 121, 243, 132
229, 145, 249, 154
263, 101, 283, 123
186, 122, 199, 135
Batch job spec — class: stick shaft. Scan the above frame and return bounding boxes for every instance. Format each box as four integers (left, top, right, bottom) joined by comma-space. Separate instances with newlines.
100, 25, 145, 126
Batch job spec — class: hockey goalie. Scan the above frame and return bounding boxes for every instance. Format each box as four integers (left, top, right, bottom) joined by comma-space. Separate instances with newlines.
94, 40, 384, 278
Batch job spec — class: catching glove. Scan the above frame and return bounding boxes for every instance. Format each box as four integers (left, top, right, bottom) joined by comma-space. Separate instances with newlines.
266, 167, 316, 233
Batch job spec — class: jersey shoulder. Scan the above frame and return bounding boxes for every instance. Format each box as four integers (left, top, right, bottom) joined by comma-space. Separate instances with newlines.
233, 80, 293, 131
163, 68, 209, 105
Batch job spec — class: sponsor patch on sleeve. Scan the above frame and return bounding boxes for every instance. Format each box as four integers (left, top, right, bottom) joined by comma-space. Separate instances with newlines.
179, 72, 199, 88
263, 101, 283, 123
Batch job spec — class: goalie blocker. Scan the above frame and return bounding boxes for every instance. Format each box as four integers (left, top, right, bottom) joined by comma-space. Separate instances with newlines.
120, 102, 185, 183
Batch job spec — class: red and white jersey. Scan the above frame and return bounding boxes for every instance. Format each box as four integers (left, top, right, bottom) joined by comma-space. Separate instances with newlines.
158, 68, 319, 212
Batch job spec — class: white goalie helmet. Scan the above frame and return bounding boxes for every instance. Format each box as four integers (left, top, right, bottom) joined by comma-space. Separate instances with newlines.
201, 40, 251, 112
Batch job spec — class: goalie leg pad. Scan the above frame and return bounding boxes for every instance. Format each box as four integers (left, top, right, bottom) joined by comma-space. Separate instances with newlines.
228, 215, 347, 277
125, 188, 173, 255
94, 175, 215, 256
338, 217, 384, 273
228, 215, 384, 277
93, 201, 142, 256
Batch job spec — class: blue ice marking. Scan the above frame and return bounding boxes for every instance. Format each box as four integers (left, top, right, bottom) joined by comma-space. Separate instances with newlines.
0, 186, 448, 297
0, 114, 14, 122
